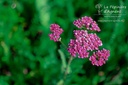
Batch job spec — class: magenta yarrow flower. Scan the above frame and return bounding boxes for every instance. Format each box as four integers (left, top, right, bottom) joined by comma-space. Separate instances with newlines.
49, 16, 110, 66
49, 24, 63, 42
81, 16, 93, 28
67, 39, 77, 57
68, 16, 110, 66
89, 49, 110, 66
73, 16, 100, 32
68, 30, 102, 58
68, 39, 89, 58
73, 19, 83, 28
87, 33, 102, 50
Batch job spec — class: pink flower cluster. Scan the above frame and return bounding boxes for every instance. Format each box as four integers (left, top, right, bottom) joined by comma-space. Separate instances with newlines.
49, 16, 110, 66
49, 24, 63, 42
68, 30, 102, 58
89, 49, 110, 66
68, 16, 110, 66
73, 16, 100, 32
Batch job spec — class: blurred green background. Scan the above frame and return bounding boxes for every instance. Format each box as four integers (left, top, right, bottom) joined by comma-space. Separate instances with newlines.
0, 0, 128, 85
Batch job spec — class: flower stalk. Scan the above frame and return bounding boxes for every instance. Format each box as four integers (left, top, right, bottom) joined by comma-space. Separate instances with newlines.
63, 56, 73, 80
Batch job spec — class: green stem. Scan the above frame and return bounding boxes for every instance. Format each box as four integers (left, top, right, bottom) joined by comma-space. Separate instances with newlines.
57, 40, 74, 85
60, 40, 67, 50
63, 56, 73, 80
58, 49, 67, 70
57, 56, 74, 85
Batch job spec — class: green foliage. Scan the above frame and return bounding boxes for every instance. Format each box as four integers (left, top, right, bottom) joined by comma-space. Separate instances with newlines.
0, 0, 128, 85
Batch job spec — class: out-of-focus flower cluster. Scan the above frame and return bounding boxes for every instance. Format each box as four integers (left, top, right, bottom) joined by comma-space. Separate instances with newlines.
49, 16, 110, 66
49, 24, 63, 42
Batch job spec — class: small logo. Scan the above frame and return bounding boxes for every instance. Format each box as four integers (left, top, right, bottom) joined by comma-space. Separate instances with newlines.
95, 4, 102, 9
95, 4, 102, 15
